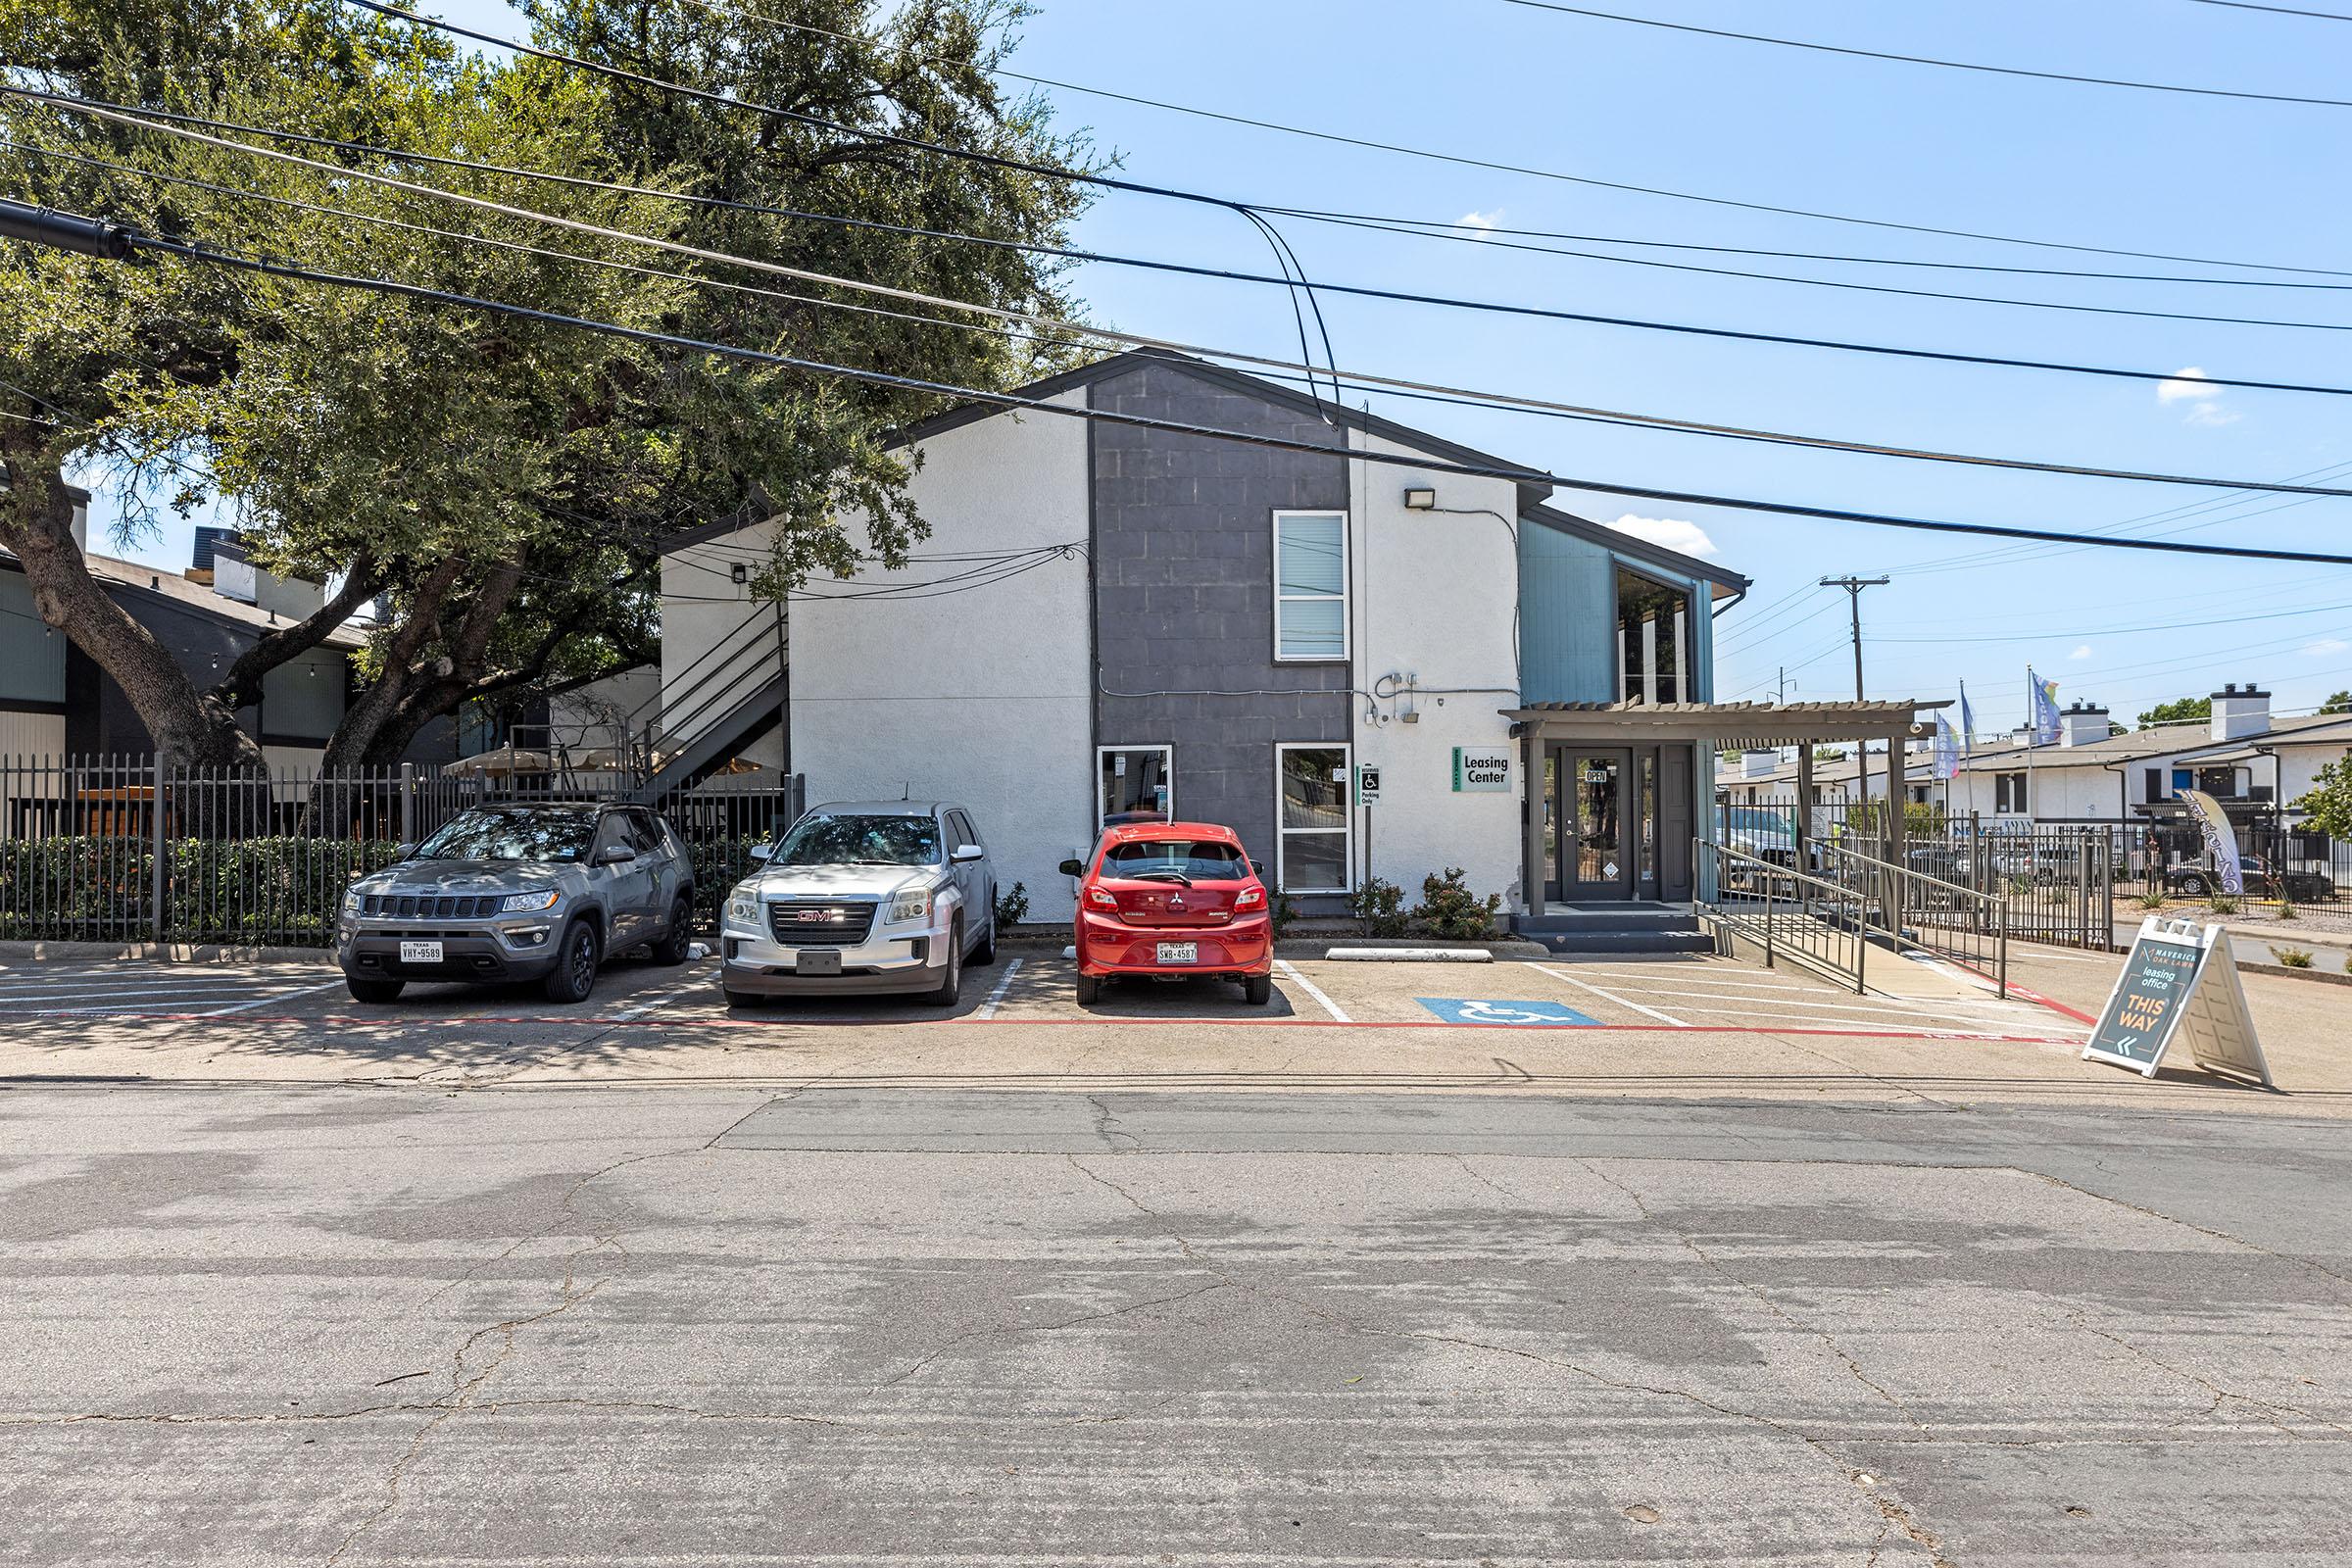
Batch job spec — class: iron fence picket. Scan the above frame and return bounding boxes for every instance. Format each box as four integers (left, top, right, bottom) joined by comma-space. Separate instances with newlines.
0, 755, 804, 947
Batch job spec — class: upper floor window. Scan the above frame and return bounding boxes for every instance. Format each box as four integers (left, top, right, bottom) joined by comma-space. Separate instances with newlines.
1615, 565, 1690, 705
1274, 511, 1347, 662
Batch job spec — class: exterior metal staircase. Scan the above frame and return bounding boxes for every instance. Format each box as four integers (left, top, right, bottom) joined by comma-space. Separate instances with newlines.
627, 606, 789, 805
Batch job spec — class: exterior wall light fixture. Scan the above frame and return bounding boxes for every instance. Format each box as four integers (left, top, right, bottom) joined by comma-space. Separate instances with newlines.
1402, 487, 1437, 511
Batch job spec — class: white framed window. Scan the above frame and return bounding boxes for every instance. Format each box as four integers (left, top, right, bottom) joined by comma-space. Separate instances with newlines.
1273, 510, 1348, 662
1275, 743, 1352, 893
1098, 745, 1173, 828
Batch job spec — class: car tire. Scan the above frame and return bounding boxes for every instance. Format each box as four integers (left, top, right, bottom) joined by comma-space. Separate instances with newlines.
924, 917, 963, 1007
345, 975, 404, 1004
2180, 873, 2211, 897
651, 896, 694, 965
543, 919, 601, 1004
1075, 972, 1101, 1006
1242, 974, 1273, 1006
972, 909, 998, 966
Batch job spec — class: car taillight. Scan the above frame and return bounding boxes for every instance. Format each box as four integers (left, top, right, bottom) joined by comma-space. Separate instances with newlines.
1235, 885, 1266, 910
1086, 886, 1119, 911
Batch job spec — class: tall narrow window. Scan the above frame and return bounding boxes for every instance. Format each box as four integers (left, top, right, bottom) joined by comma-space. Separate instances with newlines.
1099, 746, 1172, 828
1276, 744, 1351, 893
1274, 511, 1348, 662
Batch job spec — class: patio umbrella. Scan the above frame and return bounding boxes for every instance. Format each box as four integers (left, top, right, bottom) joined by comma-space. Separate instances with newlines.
440, 744, 554, 779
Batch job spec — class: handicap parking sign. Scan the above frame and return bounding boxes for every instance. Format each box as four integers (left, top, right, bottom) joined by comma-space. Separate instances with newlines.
1416, 998, 1599, 1027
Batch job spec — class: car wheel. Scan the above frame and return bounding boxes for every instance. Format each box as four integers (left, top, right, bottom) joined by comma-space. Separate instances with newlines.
1242, 974, 1273, 1006
924, 917, 963, 1007
971, 909, 998, 966
1075, 972, 1101, 1006
345, 975, 404, 1004
2180, 873, 2211, 897
543, 919, 601, 1004
651, 896, 694, 965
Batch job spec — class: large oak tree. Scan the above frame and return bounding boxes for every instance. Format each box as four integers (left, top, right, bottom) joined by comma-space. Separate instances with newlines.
0, 0, 1094, 766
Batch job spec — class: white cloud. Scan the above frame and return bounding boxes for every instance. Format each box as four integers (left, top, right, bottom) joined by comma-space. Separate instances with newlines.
2305, 638, 2349, 656
2157, 367, 2221, 404
1603, 514, 1718, 558
2068, 645, 2093, 661
1456, 209, 1504, 239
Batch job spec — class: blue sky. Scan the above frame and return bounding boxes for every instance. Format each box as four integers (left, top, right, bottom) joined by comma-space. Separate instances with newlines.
89, 0, 2352, 725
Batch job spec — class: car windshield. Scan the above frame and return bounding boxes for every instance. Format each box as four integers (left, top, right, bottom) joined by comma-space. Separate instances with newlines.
1104, 839, 1250, 881
1726, 808, 1789, 833
772, 812, 941, 866
416, 808, 596, 863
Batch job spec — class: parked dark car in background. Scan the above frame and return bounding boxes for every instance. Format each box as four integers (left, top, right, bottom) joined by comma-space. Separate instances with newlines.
336, 802, 695, 1004
2163, 853, 2335, 903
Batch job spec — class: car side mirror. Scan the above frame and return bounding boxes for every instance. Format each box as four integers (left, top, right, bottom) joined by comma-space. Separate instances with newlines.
595, 844, 636, 865
748, 843, 774, 862
1251, 859, 1267, 878
392, 842, 417, 861
951, 844, 986, 863
1057, 858, 1084, 877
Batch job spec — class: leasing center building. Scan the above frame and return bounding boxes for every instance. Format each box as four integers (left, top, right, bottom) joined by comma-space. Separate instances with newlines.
658, 350, 1828, 924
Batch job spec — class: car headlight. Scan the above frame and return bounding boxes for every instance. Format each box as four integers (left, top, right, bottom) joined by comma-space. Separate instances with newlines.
889, 888, 932, 924
342, 889, 364, 916
501, 889, 562, 913
725, 886, 762, 929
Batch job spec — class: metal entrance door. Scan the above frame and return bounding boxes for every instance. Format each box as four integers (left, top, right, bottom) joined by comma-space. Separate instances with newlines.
1558, 748, 1635, 900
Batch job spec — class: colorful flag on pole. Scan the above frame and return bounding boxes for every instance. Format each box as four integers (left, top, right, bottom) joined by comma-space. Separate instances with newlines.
2028, 668, 2062, 744
1958, 684, 1977, 751
1933, 711, 1960, 780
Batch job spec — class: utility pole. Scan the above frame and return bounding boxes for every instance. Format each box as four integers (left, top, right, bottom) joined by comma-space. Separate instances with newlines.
1819, 576, 1889, 702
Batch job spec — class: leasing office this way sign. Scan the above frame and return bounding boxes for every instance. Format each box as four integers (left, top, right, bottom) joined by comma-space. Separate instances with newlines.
2082, 916, 2272, 1087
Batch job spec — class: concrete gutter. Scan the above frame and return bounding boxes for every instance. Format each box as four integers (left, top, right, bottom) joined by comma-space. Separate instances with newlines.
0, 939, 338, 966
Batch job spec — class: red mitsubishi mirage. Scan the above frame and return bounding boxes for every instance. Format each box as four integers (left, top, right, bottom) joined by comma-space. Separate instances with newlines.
1061, 822, 1275, 1005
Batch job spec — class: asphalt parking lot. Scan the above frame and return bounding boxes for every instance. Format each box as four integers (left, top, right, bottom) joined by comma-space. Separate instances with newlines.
0, 945, 2090, 1040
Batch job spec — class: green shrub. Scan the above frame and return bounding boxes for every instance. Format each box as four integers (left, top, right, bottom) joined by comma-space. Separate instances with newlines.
2132, 891, 2166, 910
2278, 900, 2300, 921
2273, 946, 2314, 968
994, 880, 1030, 927
0, 837, 155, 939
2208, 894, 2242, 915
165, 837, 401, 945
1413, 866, 1502, 941
1270, 894, 1299, 939
1348, 875, 1410, 937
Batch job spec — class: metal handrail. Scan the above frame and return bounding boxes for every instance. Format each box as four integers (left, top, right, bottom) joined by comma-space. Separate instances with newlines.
1694, 837, 1873, 995
1815, 840, 2010, 999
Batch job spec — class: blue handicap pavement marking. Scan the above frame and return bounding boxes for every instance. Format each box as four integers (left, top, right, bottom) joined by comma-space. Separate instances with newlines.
1416, 997, 1601, 1027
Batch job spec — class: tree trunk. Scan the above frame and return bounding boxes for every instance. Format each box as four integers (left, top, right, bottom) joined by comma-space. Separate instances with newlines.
355, 560, 527, 768
316, 556, 466, 772
0, 452, 261, 769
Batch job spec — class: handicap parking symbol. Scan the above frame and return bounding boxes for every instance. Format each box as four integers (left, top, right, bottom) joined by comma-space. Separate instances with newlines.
1416, 997, 1599, 1027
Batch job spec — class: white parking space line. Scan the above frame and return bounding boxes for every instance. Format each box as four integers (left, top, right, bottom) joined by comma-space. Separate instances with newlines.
1522, 961, 1689, 1027
605, 966, 722, 1022
975, 957, 1025, 1020
0, 982, 299, 1004
1672, 1004, 2087, 1037
3, 977, 347, 1017
203, 979, 348, 1015
1275, 959, 1350, 1023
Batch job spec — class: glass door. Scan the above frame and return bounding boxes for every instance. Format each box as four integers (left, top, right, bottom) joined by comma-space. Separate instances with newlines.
1560, 749, 1635, 900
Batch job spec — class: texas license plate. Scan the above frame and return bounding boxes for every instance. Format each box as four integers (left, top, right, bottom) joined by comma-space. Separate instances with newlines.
794, 949, 843, 976
1155, 942, 1198, 964
398, 940, 443, 964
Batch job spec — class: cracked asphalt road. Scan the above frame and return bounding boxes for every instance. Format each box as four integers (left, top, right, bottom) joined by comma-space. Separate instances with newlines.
5, 1084, 2350, 1565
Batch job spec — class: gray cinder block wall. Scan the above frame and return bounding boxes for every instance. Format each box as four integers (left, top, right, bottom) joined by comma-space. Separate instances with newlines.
1089, 360, 1352, 899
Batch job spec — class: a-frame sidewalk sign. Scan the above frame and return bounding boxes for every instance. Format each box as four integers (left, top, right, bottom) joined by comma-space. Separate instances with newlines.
2082, 916, 2273, 1088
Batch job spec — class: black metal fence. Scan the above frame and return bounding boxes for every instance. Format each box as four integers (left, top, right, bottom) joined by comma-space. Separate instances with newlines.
0, 755, 805, 947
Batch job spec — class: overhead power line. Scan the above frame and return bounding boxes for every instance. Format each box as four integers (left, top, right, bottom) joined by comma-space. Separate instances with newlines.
16, 200, 2352, 567
24, 89, 2352, 409
29, 132, 2352, 505
2187, 0, 2352, 20
1503, 0, 2352, 109
678, 0, 2352, 282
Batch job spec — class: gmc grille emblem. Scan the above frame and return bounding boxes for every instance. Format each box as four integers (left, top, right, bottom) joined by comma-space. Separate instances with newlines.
795, 908, 848, 921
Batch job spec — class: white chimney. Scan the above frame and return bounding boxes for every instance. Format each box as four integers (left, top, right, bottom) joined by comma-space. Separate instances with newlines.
2211, 682, 2271, 742
2059, 702, 2110, 748
1740, 748, 1780, 781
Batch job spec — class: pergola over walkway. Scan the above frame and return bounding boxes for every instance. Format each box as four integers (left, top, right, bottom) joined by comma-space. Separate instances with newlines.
1502, 699, 1946, 903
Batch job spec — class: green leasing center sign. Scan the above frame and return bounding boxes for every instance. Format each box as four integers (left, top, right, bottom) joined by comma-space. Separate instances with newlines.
1451, 748, 1512, 793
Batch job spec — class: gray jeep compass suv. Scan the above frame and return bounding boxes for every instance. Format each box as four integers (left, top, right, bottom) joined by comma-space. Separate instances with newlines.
336, 802, 696, 1004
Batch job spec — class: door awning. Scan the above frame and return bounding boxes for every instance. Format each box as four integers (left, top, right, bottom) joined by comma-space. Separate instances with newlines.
1502, 700, 1943, 747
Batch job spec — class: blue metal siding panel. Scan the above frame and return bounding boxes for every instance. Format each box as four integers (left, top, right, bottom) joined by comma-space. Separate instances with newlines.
1516, 525, 1614, 705
0, 569, 66, 705
1690, 580, 1714, 702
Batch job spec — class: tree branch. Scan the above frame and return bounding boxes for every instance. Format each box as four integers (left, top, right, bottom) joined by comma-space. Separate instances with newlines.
209, 551, 387, 710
